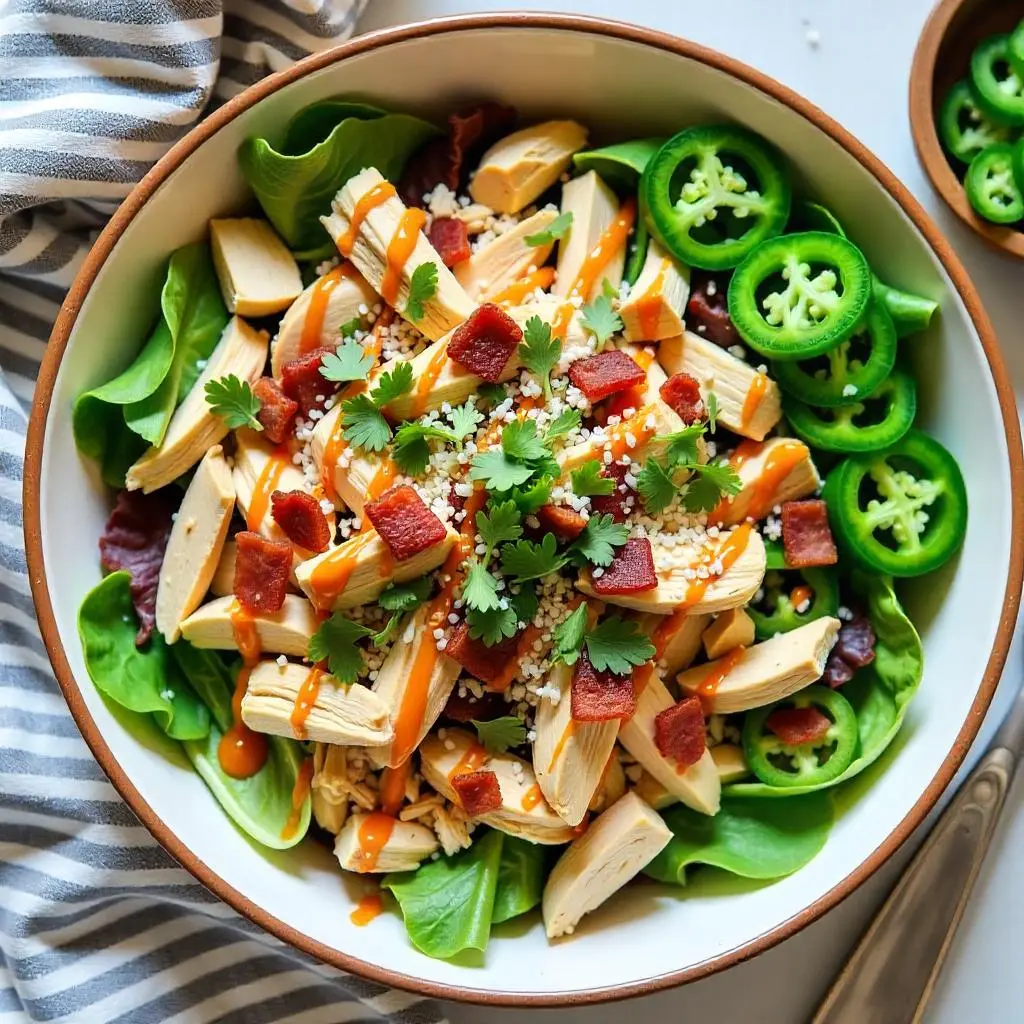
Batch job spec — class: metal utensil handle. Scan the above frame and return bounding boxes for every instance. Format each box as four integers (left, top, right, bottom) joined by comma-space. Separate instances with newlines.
811, 745, 1015, 1024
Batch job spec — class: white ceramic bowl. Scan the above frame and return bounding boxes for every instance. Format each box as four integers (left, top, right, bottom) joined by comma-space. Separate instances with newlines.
25, 13, 1024, 1007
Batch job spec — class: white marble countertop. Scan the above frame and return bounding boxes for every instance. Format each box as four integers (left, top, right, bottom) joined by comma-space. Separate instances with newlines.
357, 1, 1024, 1020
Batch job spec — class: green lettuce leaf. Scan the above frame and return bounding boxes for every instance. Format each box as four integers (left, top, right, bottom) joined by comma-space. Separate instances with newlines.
281, 99, 386, 155
239, 107, 441, 249
492, 836, 546, 925
77, 572, 209, 741
728, 573, 924, 798
643, 793, 834, 885
572, 137, 665, 189
382, 830, 503, 960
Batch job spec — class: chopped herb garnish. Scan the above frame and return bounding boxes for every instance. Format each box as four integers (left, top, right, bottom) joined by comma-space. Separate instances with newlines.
469, 449, 536, 491
552, 603, 588, 666
518, 316, 561, 401
473, 715, 528, 753
579, 294, 623, 347
479, 382, 509, 406
339, 316, 365, 340
501, 419, 548, 462
204, 375, 262, 431
405, 262, 438, 321
373, 576, 434, 646
448, 401, 484, 440
636, 457, 677, 514
307, 613, 373, 683
462, 562, 502, 613
544, 407, 581, 442
571, 461, 615, 497
319, 341, 374, 383
466, 604, 520, 646
391, 422, 459, 476
566, 513, 629, 568
500, 532, 564, 582
584, 615, 655, 676
524, 210, 573, 247
683, 460, 742, 512
476, 501, 523, 551
340, 361, 414, 453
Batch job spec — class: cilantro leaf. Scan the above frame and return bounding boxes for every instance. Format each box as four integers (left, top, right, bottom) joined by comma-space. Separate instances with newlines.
518, 316, 561, 401
544, 407, 581, 442
473, 715, 527, 754
476, 501, 522, 552
501, 418, 548, 462
391, 422, 458, 476
579, 294, 623, 347
683, 461, 743, 512
509, 583, 538, 627
657, 424, 705, 466
584, 615, 656, 676
339, 316, 364, 340
372, 613, 402, 648
466, 604, 519, 646
319, 341, 373, 383
340, 393, 392, 452
379, 576, 433, 612
462, 562, 502, 612
500, 533, 565, 581
525, 210, 573, 247
505, 475, 553, 515
552, 603, 587, 666
567, 513, 629, 567
602, 278, 618, 300
479, 383, 508, 406
571, 461, 614, 497
469, 449, 536, 491
449, 401, 483, 440
372, 360, 414, 406
636, 457, 678, 514
204, 375, 262, 431
707, 390, 719, 434
308, 614, 373, 683
405, 262, 438, 322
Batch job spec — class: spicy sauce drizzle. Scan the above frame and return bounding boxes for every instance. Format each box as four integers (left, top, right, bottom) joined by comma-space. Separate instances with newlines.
280, 756, 314, 840
218, 602, 268, 779
337, 181, 397, 256
695, 645, 746, 711
381, 207, 428, 307
308, 529, 377, 608
635, 259, 670, 339
448, 741, 487, 782
290, 665, 323, 740
350, 892, 384, 927
355, 811, 396, 872
521, 783, 543, 812
300, 264, 356, 354
246, 448, 289, 532
740, 373, 769, 429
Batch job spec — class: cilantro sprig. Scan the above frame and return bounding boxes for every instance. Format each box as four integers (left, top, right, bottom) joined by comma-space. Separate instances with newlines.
474, 715, 528, 753
499, 513, 628, 580
339, 361, 414, 452
372, 576, 434, 646
405, 262, 438, 322
320, 341, 374, 383
551, 607, 654, 677
518, 316, 561, 401
637, 425, 741, 514
525, 210, 573, 247
307, 614, 372, 683
570, 462, 614, 497
580, 294, 623, 347
205, 375, 262, 431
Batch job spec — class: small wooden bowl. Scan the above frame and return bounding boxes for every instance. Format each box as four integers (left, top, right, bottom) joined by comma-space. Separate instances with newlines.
910, 0, 1024, 257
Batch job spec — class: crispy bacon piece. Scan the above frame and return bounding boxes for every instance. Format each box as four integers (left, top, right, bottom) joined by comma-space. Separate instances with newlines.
765, 706, 832, 746
823, 656, 856, 689
687, 272, 739, 347
233, 530, 292, 614
782, 500, 838, 568
537, 504, 587, 541
654, 696, 706, 767
601, 385, 646, 424
452, 769, 503, 816
823, 612, 876, 687
364, 485, 447, 561
591, 537, 658, 595
399, 102, 517, 207
429, 217, 471, 267
99, 489, 177, 646
252, 377, 298, 445
271, 489, 331, 553
280, 347, 339, 417
443, 687, 506, 724
659, 372, 706, 425
571, 651, 636, 721
446, 621, 519, 685
446, 302, 523, 382
588, 460, 635, 523
567, 350, 647, 402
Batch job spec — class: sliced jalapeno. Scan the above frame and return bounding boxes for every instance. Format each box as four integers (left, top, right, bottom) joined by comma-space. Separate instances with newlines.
971, 34, 1024, 126
939, 79, 1014, 163
772, 300, 896, 407
787, 198, 846, 235
625, 218, 650, 286
965, 143, 1024, 224
748, 565, 839, 641
1010, 18, 1024, 82
822, 428, 968, 576
727, 231, 871, 360
641, 125, 791, 271
742, 686, 858, 788
871, 275, 938, 339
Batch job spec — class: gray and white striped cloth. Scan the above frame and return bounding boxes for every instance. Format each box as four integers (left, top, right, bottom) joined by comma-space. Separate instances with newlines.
0, 4, 450, 1021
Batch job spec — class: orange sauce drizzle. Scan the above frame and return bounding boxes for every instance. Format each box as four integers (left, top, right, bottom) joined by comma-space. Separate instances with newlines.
548, 720, 576, 772
632, 606, 690, 698
217, 602, 267, 778
246, 449, 289, 532
678, 523, 753, 611
710, 440, 808, 524
290, 666, 323, 740
448, 741, 487, 782
635, 259, 669, 339
490, 623, 542, 692
379, 760, 410, 818
551, 301, 575, 341
381, 207, 428, 307
740, 373, 769, 428
364, 458, 397, 507
695, 645, 746, 712
300, 264, 355, 354
308, 529, 377, 608
229, 599, 262, 667
521, 783, 543, 812
338, 181, 397, 256
410, 341, 451, 418
350, 892, 384, 927
605, 402, 658, 460
280, 756, 314, 840
569, 197, 637, 301
790, 585, 814, 609
355, 811, 396, 872
491, 265, 557, 305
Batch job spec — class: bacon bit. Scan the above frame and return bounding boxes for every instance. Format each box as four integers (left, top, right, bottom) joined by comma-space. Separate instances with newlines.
591, 537, 658, 595
654, 695, 706, 767
451, 769, 503, 816
446, 302, 523, 382
567, 350, 647, 402
659, 372, 707, 425
765, 706, 833, 746
363, 484, 447, 561
233, 531, 292, 613
252, 377, 298, 445
399, 102, 517, 207
429, 217, 471, 267
781, 500, 838, 567
280, 347, 339, 417
687, 272, 739, 347
271, 489, 331, 553
589, 461, 634, 523
571, 651, 636, 721
824, 612, 876, 687
823, 656, 856, 689
443, 688, 506, 724
99, 489, 176, 646
537, 504, 587, 541
445, 621, 520, 685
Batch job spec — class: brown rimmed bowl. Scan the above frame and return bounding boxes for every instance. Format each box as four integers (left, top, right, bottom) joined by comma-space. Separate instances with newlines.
910, 0, 1024, 257
24, 12, 1024, 1007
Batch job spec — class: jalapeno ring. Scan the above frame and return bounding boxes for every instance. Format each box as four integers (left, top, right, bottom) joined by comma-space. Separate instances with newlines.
748, 565, 839, 641
965, 143, 1024, 225
939, 79, 1013, 163
971, 34, 1024, 126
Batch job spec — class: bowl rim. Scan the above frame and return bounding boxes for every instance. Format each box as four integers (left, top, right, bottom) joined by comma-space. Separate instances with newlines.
22, 10, 1024, 1008
909, 0, 1024, 258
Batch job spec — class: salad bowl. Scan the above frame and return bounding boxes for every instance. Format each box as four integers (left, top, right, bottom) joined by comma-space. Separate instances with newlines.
23, 13, 1024, 1006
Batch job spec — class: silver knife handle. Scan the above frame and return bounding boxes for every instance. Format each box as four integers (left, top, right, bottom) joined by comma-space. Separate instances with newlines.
811, 746, 1015, 1024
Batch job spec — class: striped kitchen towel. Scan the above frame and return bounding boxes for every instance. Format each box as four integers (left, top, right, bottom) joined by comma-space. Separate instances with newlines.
0, 3, 450, 1022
